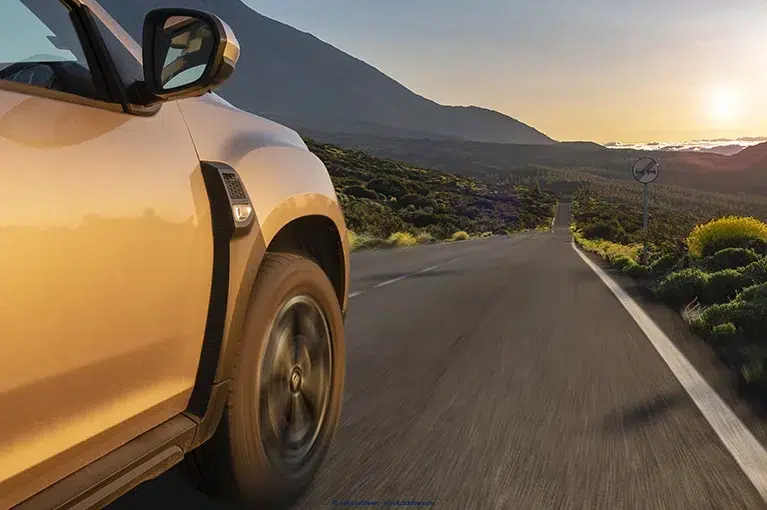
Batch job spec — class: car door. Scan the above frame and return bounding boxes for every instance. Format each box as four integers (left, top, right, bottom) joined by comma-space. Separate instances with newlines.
0, 1, 213, 506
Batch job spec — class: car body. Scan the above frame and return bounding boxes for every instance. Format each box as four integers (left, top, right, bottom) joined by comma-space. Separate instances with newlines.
0, 1, 349, 508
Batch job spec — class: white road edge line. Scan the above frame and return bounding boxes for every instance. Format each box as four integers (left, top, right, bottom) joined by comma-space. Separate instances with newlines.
352, 257, 461, 296
572, 240, 767, 503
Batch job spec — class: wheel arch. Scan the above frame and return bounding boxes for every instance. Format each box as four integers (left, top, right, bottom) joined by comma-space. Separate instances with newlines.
186, 173, 349, 448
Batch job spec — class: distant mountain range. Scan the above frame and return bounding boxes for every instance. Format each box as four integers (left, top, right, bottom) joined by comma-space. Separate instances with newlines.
315, 131, 767, 196
97, 0, 767, 194
97, 0, 554, 145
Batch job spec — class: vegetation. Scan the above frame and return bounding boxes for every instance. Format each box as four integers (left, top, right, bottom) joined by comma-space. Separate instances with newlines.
450, 231, 470, 241
685, 216, 767, 258
306, 139, 557, 249
572, 190, 767, 389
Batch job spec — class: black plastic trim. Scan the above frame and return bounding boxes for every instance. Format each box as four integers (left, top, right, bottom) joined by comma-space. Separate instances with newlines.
185, 162, 237, 418
74, 4, 128, 110
14, 415, 196, 510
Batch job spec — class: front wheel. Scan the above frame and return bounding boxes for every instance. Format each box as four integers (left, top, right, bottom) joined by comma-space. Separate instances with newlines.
186, 252, 345, 508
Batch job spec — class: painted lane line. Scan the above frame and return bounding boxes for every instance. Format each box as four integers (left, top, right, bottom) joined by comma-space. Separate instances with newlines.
353, 257, 462, 296
374, 275, 409, 288
572, 240, 767, 503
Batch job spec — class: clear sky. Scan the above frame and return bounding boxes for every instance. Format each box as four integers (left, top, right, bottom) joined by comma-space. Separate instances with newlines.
243, 0, 767, 144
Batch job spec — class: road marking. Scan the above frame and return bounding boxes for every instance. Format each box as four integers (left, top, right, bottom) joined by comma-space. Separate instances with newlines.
351, 258, 460, 297
572, 240, 767, 503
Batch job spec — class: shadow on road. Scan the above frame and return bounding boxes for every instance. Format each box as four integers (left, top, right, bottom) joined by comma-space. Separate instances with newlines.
602, 393, 689, 433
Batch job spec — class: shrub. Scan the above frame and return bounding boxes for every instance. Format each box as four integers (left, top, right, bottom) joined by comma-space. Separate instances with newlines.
711, 322, 740, 345
573, 230, 641, 264
387, 231, 418, 247
685, 216, 767, 258
398, 193, 433, 209
451, 231, 470, 241
656, 268, 709, 306
623, 261, 651, 279
582, 219, 626, 243
736, 282, 767, 302
741, 258, 767, 284
703, 269, 751, 305
416, 231, 435, 244
701, 248, 759, 272
349, 233, 391, 251
701, 299, 767, 341
347, 230, 359, 250
742, 349, 767, 385
611, 255, 632, 271
344, 186, 379, 200
366, 177, 409, 199
650, 251, 683, 274
670, 254, 692, 272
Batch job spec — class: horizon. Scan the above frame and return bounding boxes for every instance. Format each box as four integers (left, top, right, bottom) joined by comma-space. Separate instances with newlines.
244, 0, 767, 145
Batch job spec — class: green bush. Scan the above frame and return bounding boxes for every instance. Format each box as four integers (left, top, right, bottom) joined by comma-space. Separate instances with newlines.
685, 216, 767, 258
742, 349, 767, 384
736, 282, 767, 302
741, 258, 767, 284
711, 322, 740, 345
656, 268, 709, 306
623, 261, 651, 279
582, 219, 627, 243
611, 255, 633, 271
366, 177, 409, 199
703, 269, 751, 305
344, 185, 379, 200
701, 248, 759, 272
670, 254, 692, 272
649, 251, 683, 274
702, 299, 767, 341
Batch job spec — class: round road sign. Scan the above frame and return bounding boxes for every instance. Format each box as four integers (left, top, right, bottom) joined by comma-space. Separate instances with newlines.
631, 157, 660, 184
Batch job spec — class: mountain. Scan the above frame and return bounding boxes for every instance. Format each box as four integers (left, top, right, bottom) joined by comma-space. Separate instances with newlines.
308, 131, 767, 196
96, 0, 555, 145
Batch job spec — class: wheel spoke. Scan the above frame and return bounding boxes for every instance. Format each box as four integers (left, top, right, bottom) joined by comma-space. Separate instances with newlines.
301, 368, 322, 413
291, 307, 302, 364
287, 393, 310, 443
300, 388, 318, 423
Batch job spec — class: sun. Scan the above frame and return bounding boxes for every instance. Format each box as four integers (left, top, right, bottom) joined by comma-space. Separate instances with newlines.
706, 86, 742, 122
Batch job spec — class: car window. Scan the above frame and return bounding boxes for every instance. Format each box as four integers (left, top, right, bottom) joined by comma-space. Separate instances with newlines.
0, 1, 100, 100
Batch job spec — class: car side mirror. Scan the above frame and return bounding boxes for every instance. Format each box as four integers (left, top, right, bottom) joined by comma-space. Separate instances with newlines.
141, 8, 240, 103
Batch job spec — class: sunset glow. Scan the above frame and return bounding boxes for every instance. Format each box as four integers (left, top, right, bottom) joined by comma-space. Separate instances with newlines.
247, 0, 767, 144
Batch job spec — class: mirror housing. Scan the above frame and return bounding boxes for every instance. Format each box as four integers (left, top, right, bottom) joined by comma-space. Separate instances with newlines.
141, 8, 239, 104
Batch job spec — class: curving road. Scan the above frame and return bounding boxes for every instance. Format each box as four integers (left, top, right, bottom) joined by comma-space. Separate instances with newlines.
110, 204, 767, 509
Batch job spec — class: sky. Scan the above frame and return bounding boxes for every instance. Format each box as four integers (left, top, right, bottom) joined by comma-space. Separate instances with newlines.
243, 0, 767, 144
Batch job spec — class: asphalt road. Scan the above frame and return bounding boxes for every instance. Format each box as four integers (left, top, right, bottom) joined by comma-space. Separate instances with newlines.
110, 204, 767, 509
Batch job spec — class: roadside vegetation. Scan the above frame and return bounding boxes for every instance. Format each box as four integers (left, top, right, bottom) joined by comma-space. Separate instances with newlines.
571, 187, 767, 389
305, 139, 558, 250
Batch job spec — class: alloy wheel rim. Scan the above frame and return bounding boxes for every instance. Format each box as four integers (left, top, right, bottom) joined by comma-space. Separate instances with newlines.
259, 295, 333, 468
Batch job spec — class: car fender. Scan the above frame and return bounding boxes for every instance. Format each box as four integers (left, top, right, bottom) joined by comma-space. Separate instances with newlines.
176, 96, 349, 443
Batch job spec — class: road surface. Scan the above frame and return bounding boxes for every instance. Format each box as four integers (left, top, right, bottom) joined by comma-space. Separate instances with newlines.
110, 203, 767, 509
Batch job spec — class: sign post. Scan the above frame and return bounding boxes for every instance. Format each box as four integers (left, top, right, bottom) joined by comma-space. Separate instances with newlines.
631, 157, 660, 263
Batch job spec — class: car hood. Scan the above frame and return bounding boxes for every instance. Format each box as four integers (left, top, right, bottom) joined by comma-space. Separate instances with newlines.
177, 93, 309, 164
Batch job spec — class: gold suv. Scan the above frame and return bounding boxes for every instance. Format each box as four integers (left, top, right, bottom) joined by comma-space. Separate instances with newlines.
0, 1, 349, 508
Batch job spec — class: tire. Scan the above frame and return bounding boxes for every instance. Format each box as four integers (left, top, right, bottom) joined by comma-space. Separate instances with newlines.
186, 252, 345, 508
